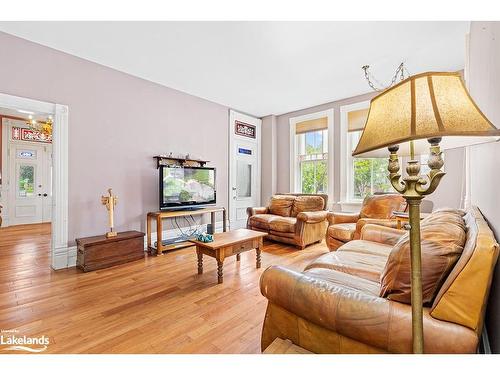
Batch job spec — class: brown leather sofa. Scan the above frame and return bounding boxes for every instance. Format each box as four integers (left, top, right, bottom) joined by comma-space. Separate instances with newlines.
247, 193, 328, 249
260, 207, 499, 353
326, 194, 406, 251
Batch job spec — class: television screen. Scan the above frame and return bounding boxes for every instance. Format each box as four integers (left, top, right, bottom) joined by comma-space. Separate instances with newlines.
160, 166, 216, 209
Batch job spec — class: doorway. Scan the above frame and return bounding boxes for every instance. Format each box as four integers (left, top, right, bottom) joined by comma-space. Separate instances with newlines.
228, 110, 262, 229
2, 111, 53, 226
0, 93, 68, 270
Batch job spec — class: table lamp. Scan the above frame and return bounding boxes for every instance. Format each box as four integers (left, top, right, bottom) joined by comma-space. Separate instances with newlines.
352, 71, 500, 353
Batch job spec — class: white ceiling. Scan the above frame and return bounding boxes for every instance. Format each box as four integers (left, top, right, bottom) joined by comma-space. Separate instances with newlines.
0, 21, 469, 117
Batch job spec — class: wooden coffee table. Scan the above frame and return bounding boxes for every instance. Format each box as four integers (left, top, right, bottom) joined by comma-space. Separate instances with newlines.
190, 229, 267, 284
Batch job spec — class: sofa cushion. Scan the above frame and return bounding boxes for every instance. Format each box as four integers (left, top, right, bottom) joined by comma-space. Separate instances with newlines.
360, 194, 406, 219
339, 239, 394, 258
304, 268, 381, 296
269, 195, 296, 217
305, 246, 389, 282
291, 195, 325, 217
248, 214, 277, 231
380, 210, 466, 305
328, 223, 356, 242
269, 216, 297, 233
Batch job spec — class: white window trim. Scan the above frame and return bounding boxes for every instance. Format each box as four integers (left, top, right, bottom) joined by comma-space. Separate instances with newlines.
339, 100, 370, 206
289, 109, 334, 203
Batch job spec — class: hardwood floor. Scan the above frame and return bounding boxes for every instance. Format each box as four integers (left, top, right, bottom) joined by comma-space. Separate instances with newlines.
0, 224, 329, 354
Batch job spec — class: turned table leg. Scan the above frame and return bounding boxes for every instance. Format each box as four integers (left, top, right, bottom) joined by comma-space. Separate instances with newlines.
197, 249, 203, 274
217, 260, 224, 284
256, 247, 261, 269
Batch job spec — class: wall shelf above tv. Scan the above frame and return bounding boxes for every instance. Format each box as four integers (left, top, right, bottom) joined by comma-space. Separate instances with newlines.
154, 155, 210, 169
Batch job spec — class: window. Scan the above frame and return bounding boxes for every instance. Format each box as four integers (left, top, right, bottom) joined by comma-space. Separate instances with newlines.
341, 103, 394, 202
347, 131, 392, 200
290, 111, 332, 199
18, 164, 35, 198
296, 129, 328, 194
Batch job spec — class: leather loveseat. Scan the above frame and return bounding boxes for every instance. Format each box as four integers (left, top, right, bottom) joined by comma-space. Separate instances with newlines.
326, 194, 406, 251
260, 207, 499, 353
247, 193, 328, 249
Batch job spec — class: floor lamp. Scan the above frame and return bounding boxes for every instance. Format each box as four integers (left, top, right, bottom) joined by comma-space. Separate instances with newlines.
352, 71, 500, 353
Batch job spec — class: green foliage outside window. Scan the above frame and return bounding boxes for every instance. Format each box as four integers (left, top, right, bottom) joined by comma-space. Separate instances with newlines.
352, 158, 391, 199
299, 130, 328, 194
301, 160, 327, 194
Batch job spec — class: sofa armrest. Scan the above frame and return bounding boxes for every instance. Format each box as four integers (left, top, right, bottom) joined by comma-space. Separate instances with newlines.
360, 224, 405, 246
296, 210, 328, 224
260, 265, 478, 353
327, 211, 360, 225
246, 206, 268, 216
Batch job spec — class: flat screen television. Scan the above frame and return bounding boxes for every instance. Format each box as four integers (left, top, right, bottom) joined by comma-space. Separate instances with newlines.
159, 166, 216, 210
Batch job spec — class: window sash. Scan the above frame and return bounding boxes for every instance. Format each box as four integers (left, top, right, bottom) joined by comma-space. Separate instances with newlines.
296, 129, 328, 194
299, 159, 328, 194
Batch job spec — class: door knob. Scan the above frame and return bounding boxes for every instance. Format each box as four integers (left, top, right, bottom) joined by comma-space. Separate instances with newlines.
38, 193, 42, 197
43, 193, 48, 197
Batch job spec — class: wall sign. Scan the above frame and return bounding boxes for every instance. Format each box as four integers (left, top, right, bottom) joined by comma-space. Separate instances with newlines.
235, 121, 256, 139
12, 127, 52, 143
238, 148, 252, 155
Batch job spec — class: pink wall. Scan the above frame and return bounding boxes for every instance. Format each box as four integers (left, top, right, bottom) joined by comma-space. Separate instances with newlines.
0, 32, 229, 244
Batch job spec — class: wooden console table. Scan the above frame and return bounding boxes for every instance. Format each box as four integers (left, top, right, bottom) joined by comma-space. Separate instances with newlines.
146, 207, 227, 255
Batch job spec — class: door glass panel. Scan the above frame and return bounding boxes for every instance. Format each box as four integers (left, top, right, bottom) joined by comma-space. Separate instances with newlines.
236, 161, 252, 198
19, 165, 35, 198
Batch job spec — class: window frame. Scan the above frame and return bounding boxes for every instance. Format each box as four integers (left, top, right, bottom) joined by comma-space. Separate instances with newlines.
289, 109, 334, 204
339, 100, 395, 204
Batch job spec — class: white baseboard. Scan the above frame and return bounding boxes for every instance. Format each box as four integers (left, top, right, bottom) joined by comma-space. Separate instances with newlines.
52, 220, 226, 270
52, 245, 76, 270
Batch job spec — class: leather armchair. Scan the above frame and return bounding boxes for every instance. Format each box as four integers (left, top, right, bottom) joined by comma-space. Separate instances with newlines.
326, 194, 406, 251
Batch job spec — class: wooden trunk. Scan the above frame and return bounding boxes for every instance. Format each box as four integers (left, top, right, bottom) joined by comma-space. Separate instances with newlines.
76, 231, 145, 272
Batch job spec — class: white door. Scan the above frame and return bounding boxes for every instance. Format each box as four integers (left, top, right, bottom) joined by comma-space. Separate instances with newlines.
229, 110, 261, 229
8, 143, 52, 225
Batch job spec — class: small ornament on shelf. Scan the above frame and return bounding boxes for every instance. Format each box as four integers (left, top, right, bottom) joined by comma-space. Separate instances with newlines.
101, 188, 118, 238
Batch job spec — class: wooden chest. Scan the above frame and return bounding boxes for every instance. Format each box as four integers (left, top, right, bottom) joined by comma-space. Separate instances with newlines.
76, 231, 145, 272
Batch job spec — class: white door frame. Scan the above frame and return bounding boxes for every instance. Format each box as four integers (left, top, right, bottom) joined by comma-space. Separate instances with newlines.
228, 110, 261, 229
289, 109, 334, 205
0, 93, 69, 270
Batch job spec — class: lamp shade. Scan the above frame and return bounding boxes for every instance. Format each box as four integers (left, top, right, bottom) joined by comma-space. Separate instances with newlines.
352, 71, 500, 158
